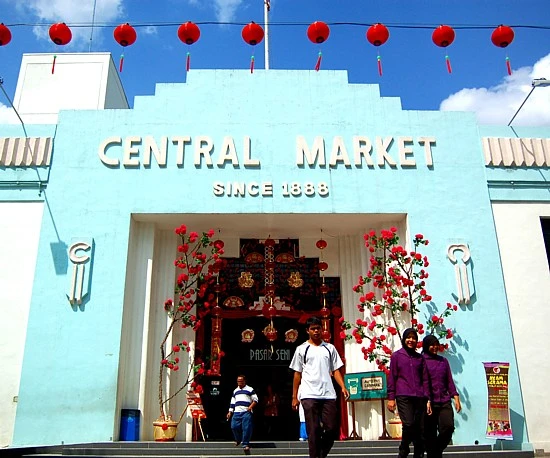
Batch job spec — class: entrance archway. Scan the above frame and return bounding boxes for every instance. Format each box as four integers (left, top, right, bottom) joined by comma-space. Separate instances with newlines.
196, 238, 343, 441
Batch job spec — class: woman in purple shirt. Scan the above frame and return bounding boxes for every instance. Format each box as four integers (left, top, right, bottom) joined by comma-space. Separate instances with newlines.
422, 335, 461, 458
387, 328, 431, 458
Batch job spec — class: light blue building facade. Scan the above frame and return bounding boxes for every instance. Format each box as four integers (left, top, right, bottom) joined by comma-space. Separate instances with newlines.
2, 53, 549, 451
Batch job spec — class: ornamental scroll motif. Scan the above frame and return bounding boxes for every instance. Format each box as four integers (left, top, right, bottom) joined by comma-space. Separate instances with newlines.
447, 243, 472, 305
67, 239, 93, 306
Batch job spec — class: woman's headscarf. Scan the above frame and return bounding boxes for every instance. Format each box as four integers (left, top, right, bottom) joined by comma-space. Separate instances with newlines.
401, 328, 419, 354
422, 334, 440, 354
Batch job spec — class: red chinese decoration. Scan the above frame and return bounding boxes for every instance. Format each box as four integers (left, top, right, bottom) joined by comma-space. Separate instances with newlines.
432, 25, 455, 74
113, 23, 137, 72
48, 23, 72, 74
307, 21, 330, 71
318, 261, 329, 272
0, 23, 12, 46
178, 22, 200, 72
491, 25, 514, 75
315, 239, 327, 250
242, 22, 264, 74
366, 23, 389, 76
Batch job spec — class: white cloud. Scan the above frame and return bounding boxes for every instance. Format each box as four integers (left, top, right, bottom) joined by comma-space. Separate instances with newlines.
440, 53, 550, 126
0, 103, 21, 124
175, 0, 244, 23
22, 0, 124, 48
214, 0, 244, 23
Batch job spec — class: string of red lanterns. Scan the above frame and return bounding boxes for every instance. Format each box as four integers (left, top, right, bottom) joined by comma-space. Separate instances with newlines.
0, 21, 518, 76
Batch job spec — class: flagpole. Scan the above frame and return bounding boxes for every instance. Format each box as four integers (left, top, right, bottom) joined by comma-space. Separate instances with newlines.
264, 0, 270, 70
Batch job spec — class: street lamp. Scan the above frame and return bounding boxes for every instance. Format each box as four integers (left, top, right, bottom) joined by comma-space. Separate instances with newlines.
508, 78, 550, 126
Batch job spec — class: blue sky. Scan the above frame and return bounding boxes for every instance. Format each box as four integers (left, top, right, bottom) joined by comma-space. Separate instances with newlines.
0, 0, 549, 125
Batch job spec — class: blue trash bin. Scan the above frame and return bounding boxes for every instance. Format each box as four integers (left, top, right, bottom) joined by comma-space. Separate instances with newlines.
120, 409, 140, 441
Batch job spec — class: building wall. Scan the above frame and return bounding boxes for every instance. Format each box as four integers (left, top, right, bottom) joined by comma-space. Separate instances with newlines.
492, 202, 550, 452
0, 59, 530, 447
0, 202, 44, 447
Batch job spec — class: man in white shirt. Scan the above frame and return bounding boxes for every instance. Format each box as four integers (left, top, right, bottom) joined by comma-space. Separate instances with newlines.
227, 375, 258, 452
290, 317, 349, 458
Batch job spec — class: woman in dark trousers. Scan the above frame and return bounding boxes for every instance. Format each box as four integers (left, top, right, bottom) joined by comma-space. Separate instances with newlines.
387, 328, 430, 458
422, 335, 461, 458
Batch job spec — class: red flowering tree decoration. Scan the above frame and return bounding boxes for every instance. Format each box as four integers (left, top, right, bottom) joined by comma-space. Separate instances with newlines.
340, 227, 459, 373
158, 224, 225, 421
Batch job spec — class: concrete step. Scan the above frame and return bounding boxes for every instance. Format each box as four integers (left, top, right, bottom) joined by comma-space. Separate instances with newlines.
0, 441, 534, 458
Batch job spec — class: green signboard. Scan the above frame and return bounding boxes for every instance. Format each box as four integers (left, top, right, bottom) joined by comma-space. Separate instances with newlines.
344, 371, 387, 401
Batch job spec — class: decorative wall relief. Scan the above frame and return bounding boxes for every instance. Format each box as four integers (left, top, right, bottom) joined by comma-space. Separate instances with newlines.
447, 243, 472, 305
67, 239, 93, 305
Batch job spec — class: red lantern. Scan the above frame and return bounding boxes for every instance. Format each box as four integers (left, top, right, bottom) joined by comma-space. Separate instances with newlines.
432, 25, 455, 74
48, 23, 72, 74
366, 23, 389, 46
318, 261, 329, 272
432, 25, 455, 47
242, 22, 264, 74
49, 23, 72, 46
178, 22, 201, 72
242, 22, 264, 46
320, 307, 330, 318
491, 25, 514, 75
113, 23, 137, 72
265, 328, 277, 342
264, 238, 275, 247
491, 25, 514, 48
316, 239, 327, 250
307, 21, 330, 44
114, 23, 137, 47
178, 21, 200, 45
307, 21, 330, 71
0, 23, 12, 46
366, 23, 389, 76
321, 330, 331, 342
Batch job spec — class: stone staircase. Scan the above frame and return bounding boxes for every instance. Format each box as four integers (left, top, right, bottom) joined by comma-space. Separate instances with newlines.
0, 440, 535, 458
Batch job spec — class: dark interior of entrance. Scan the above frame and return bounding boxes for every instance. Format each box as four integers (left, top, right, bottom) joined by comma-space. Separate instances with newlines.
197, 238, 342, 441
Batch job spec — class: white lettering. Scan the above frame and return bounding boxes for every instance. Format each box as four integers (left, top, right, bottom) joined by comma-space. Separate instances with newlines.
353, 136, 374, 167
98, 136, 121, 167
296, 135, 326, 166
123, 136, 141, 167
398, 136, 415, 167
243, 136, 260, 167
329, 136, 351, 167
376, 136, 396, 167
194, 136, 214, 166
172, 136, 191, 167
143, 136, 167, 167
418, 136, 436, 167
217, 136, 239, 166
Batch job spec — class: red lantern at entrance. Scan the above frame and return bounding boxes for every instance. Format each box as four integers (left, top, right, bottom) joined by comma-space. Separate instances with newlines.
0, 23, 12, 46
113, 23, 137, 72
307, 21, 330, 71
178, 22, 200, 72
48, 23, 72, 74
432, 25, 455, 74
242, 22, 264, 73
491, 25, 514, 75
366, 23, 389, 76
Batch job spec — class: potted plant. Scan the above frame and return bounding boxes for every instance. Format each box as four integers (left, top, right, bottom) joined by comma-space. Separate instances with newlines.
154, 224, 224, 441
